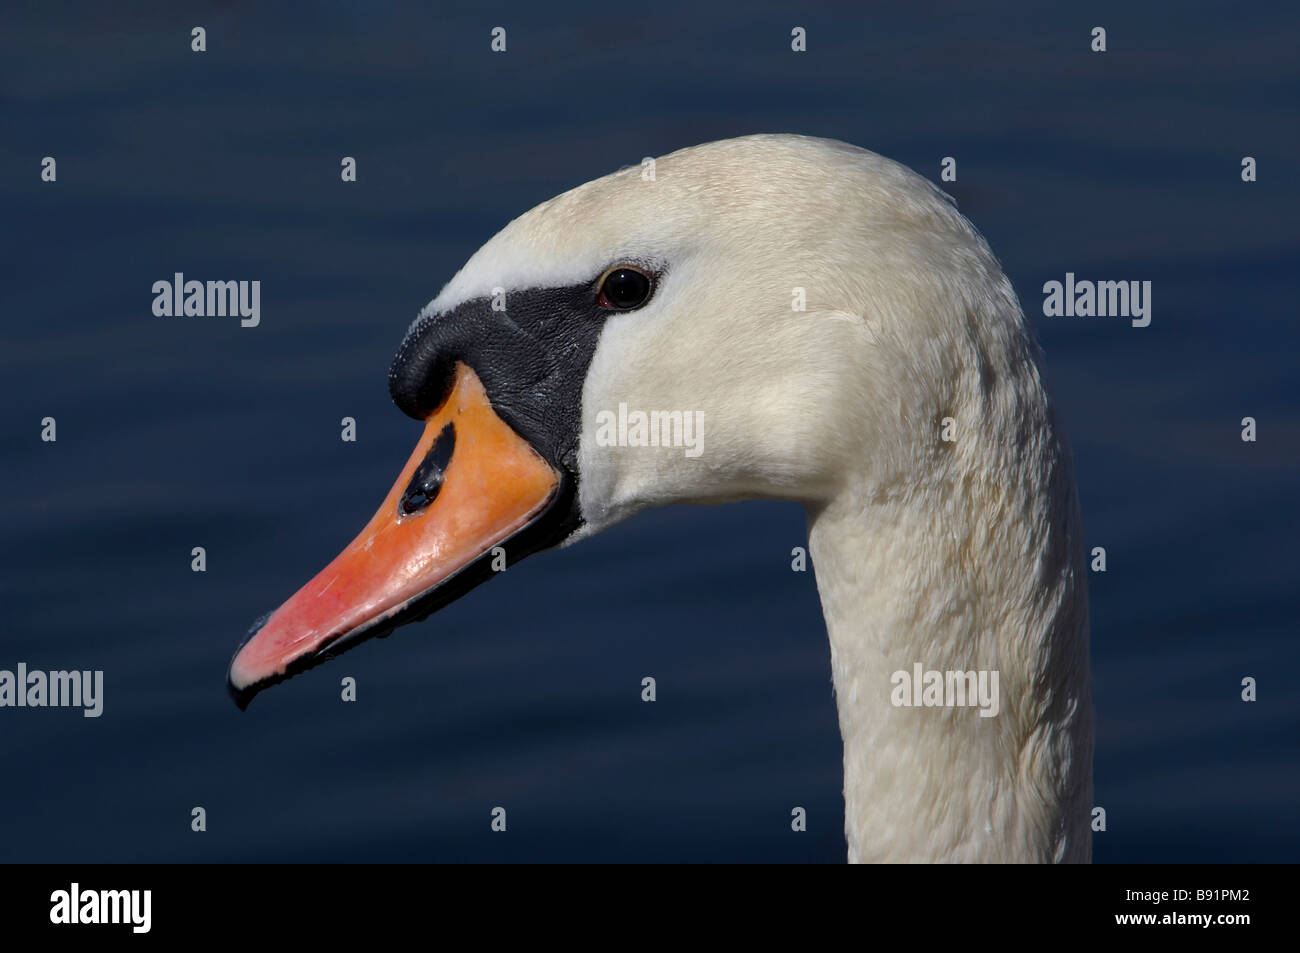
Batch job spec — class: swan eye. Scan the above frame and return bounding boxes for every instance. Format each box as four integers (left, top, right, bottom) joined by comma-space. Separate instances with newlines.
597, 267, 653, 310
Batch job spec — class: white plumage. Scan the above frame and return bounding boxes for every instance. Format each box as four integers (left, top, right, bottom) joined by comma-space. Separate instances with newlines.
428, 134, 1094, 862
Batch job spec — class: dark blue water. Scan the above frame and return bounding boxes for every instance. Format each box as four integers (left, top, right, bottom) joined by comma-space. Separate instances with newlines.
1, 2, 1296, 862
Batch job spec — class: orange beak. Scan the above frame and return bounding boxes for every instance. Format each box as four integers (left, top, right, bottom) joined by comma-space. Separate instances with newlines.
227, 363, 562, 707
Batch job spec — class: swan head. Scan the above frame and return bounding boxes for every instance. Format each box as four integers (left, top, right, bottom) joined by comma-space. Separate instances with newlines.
227, 134, 1037, 706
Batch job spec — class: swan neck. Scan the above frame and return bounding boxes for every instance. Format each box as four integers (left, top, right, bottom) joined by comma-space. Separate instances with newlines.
807, 450, 1092, 862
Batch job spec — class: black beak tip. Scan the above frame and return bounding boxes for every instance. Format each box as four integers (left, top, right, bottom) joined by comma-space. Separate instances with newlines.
226, 670, 256, 711
226, 611, 274, 711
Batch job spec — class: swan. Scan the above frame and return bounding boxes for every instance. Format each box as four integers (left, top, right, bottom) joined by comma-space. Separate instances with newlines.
227, 134, 1093, 863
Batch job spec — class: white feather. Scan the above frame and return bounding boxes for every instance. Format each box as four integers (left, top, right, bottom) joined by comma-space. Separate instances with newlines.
428, 135, 1092, 863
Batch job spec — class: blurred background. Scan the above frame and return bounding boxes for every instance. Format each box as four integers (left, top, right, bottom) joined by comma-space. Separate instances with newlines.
1, 0, 1296, 862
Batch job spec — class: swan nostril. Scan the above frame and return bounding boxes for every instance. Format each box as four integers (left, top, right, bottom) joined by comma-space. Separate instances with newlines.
400, 422, 456, 515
